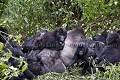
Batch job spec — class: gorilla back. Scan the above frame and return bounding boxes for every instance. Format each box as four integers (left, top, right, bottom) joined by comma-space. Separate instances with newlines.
61, 27, 85, 67
33, 28, 67, 51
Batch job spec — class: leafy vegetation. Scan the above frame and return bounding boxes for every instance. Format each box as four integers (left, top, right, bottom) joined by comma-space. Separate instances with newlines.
0, 0, 120, 80
0, 41, 27, 80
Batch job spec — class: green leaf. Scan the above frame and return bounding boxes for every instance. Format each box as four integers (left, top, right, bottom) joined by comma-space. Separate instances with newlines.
0, 62, 7, 70
0, 42, 4, 51
22, 61, 28, 72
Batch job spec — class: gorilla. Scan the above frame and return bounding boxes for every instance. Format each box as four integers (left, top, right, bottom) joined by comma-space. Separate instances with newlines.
3, 39, 34, 80
97, 33, 120, 69
26, 28, 67, 77
61, 27, 85, 67
37, 49, 66, 73
9, 53, 45, 79
93, 30, 109, 44
106, 32, 120, 47
22, 29, 48, 53
27, 60, 46, 76
26, 49, 66, 76
10, 68, 35, 80
76, 43, 96, 75
90, 41, 105, 57
33, 28, 67, 51
4, 39, 25, 57
0, 26, 25, 58
26, 50, 46, 76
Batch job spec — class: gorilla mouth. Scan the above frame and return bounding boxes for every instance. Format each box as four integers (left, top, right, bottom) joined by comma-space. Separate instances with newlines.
59, 41, 65, 46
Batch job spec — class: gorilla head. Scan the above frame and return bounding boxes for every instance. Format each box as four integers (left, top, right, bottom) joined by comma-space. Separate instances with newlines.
55, 28, 67, 43
77, 43, 88, 56
106, 33, 120, 46
93, 30, 109, 44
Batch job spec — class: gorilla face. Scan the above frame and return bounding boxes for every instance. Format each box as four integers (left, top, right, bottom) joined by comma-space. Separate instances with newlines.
55, 28, 67, 43
77, 44, 88, 56
106, 33, 120, 46
93, 30, 109, 44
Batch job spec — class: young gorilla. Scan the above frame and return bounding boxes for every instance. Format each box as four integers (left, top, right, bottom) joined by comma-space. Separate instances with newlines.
97, 33, 120, 71
22, 29, 48, 53
33, 28, 67, 51
76, 43, 96, 75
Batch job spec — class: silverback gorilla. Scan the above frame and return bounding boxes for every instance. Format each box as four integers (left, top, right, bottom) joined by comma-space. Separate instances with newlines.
61, 27, 85, 67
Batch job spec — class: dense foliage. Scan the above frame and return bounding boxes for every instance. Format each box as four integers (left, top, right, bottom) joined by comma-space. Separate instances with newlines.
0, 0, 120, 80
0, 0, 119, 38
0, 42, 27, 80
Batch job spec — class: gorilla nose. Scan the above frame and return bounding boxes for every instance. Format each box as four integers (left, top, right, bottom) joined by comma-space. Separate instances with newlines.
60, 36, 65, 42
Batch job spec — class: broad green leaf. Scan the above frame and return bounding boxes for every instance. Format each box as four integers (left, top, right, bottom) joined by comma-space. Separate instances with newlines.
0, 42, 4, 51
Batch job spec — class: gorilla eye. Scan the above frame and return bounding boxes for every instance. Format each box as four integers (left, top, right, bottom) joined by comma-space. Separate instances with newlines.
59, 33, 63, 35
